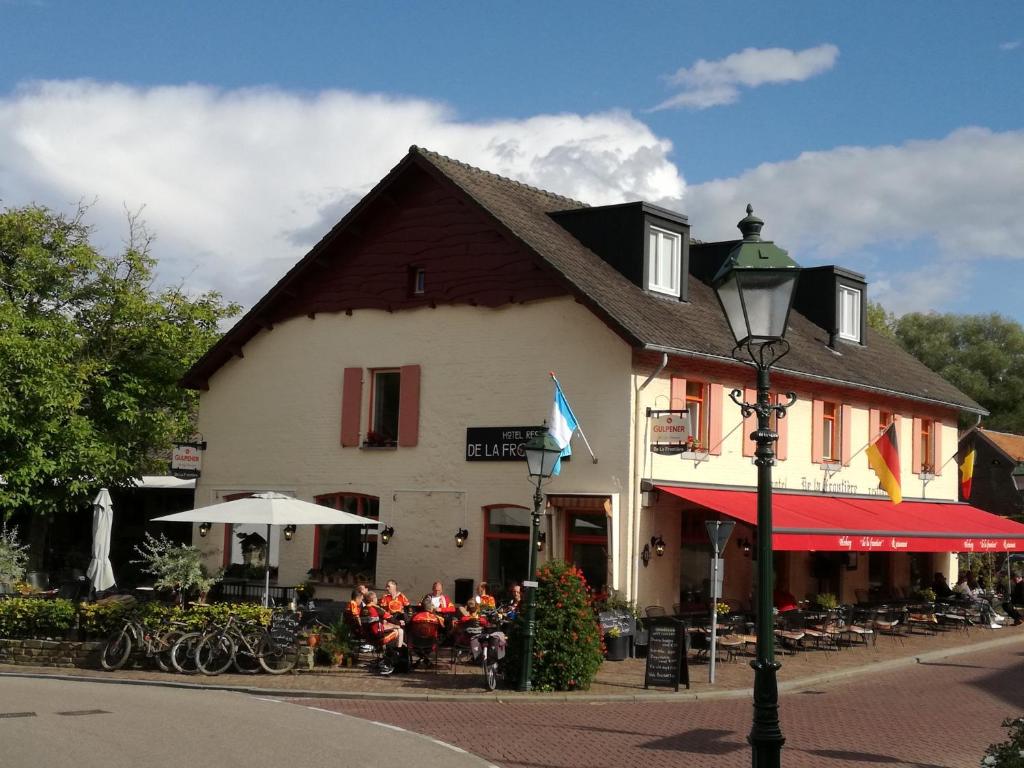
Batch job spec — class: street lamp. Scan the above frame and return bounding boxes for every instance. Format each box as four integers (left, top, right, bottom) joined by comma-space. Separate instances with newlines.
1012, 464, 1024, 493
518, 429, 562, 692
713, 204, 800, 768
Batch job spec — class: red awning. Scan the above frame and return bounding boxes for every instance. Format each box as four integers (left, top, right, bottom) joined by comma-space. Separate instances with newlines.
655, 486, 1024, 553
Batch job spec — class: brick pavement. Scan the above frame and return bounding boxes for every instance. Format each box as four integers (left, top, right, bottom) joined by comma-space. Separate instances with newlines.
291, 643, 1024, 768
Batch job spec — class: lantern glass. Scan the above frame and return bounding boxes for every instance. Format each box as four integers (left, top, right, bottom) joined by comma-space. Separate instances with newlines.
1013, 465, 1024, 492
525, 432, 563, 479
717, 268, 799, 346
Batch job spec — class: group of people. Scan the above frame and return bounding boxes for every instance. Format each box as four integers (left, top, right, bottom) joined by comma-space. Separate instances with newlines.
346, 579, 522, 651
934, 570, 1024, 628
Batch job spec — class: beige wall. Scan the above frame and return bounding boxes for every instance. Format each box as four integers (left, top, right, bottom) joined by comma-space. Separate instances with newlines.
193, 297, 632, 599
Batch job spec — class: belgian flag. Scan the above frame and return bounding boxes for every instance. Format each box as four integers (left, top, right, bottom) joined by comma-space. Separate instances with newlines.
960, 446, 976, 500
866, 423, 902, 504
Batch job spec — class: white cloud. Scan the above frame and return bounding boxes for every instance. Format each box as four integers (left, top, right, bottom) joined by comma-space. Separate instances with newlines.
999, 40, 1021, 51
654, 44, 839, 110
0, 80, 685, 306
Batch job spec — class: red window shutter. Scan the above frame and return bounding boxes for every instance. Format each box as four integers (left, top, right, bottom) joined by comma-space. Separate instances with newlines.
707, 384, 724, 455
840, 404, 853, 466
398, 364, 421, 447
912, 417, 923, 474
811, 399, 824, 464
670, 377, 687, 412
776, 394, 789, 462
341, 367, 363, 447
868, 409, 880, 442
742, 387, 756, 457
933, 421, 943, 476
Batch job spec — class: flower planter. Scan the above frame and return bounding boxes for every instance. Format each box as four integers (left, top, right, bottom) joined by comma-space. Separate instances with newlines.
604, 634, 629, 661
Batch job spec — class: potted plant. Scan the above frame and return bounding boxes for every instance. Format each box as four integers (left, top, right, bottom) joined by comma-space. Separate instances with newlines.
604, 625, 629, 662
132, 533, 221, 605
815, 593, 839, 611
0, 523, 29, 594
320, 620, 353, 667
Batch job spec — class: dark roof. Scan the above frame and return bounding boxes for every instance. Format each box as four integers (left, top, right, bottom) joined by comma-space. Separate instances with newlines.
978, 429, 1024, 462
182, 146, 984, 415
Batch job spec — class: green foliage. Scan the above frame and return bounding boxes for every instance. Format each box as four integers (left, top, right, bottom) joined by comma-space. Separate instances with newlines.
593, 591, 642, 619
0, 598, 77, 638
982, 716, 1024, 767
0, 204, 239, 526
78, 599, 272, 638
815, 593, 839, 610
0, 523, 29, 583
890, 311, 1024, 432
132, 533, 221, 595
866, 301, 897, 339
320, 620, 353, 656
505, 559, 603, 692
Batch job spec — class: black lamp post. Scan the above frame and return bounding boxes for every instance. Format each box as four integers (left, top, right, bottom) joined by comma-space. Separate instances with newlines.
518, 430, 563, 692
1012, 464, 1024, 493
713, 204, 800, 768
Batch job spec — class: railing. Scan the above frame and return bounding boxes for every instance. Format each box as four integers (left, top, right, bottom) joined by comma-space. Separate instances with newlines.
213, 582, 291, 604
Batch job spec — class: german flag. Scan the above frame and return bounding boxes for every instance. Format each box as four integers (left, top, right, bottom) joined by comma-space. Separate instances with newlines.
866, 423, 902, 504
960, 446, 976, 500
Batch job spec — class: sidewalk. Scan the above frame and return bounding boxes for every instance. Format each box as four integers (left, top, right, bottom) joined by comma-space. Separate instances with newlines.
2, 622, 1021, 701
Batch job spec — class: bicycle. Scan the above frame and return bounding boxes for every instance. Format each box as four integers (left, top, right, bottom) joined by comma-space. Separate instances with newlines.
99, 612, 187, 672
473, 625, 507, 691
195, 609, 302, 676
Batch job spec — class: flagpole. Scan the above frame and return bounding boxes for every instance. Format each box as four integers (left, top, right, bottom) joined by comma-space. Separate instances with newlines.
549, 372, 598, 464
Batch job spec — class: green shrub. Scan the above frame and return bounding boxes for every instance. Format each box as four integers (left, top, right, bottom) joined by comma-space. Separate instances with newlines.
505, 559, 603, 691
0, 523, 29, 584
0, 598, 77, 638
982, 716, 1024, 766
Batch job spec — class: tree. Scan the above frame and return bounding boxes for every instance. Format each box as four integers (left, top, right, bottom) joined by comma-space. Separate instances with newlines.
0, 204, 239, 564
884, 311, 1024, 432
866, 301, 897, 339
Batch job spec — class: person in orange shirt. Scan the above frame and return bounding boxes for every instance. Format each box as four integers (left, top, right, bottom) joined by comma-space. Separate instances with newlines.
362, 591, 403, 648
429, 581, 457, 614
410, 596, 445, 626
382, 580, 410, 619
474, 581, 496, 611
347, 585, 368, 622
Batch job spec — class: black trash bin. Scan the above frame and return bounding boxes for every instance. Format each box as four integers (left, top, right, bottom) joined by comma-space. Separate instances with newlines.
454, 578, 474, 605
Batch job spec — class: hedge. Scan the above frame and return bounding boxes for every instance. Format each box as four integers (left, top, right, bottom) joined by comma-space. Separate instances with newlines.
1, 598, 273, 640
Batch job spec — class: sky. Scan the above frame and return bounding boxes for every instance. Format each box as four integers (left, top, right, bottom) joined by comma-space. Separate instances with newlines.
2, 1, 1023, 323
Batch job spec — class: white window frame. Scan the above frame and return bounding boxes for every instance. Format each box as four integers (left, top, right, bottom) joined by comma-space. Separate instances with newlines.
838, 285, 862, 342
646, 226, 681, 297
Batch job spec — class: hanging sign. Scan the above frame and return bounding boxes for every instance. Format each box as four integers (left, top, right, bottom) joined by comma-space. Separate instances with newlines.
648, 408, 691, 455
170, 441, 205, 478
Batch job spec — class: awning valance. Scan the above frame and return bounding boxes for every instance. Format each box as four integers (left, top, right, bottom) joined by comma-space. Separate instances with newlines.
655, 486, 1024, 553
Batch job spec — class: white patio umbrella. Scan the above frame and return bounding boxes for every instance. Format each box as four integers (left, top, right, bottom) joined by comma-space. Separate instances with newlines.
152, 492, 387, 606
86, 488, 116, 593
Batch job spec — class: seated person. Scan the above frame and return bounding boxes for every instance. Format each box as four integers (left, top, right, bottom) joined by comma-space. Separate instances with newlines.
1013, 574, 1024, 606
773, 586, 798, 613
931, 572, 954, 600
382, 579, 410, 620
362, 591, 404, 647
411, 596, 445, 627
474, 581, 496, 611
1003, 575, 1023, 627
955, 573, 1000, 627
347, 586, 366, 622
504, 583, 523, 617
429, 581, 457, 613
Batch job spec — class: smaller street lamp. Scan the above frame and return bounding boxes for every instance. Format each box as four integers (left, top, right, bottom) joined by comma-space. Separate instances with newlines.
454, 528, 468, 548
518, 429, 563, 692
380, 525, 395, 545
198, 522, 211, 538
283, 524, 297, 542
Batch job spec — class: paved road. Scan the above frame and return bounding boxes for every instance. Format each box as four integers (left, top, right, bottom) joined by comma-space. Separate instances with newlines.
0, 676, 496, 768
293, 643, 1024, 768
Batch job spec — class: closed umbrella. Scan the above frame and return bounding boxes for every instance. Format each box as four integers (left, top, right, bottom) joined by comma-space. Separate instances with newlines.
86, 488, 116, 593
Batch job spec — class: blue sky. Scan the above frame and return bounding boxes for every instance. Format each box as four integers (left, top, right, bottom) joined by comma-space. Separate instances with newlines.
2, 1, 1023, 322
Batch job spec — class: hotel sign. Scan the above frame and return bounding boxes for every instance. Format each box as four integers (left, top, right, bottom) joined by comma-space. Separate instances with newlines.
466, 426, 549, 462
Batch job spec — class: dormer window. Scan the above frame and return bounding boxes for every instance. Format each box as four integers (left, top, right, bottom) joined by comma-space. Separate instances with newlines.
647, 226, 682, 296
838, 284, 861, 342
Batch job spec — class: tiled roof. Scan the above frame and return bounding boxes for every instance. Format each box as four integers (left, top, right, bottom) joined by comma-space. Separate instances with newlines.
981, 429, 1024, 461
413, 147, 984, 414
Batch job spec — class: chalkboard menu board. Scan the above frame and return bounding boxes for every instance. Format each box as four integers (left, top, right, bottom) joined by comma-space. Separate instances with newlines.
644, 619, 688, 691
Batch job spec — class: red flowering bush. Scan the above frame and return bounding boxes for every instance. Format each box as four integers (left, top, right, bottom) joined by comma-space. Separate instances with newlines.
505, 559, 603, 691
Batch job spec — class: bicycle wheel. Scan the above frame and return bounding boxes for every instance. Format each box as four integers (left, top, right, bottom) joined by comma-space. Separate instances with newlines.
196, 631, 235, 676
481, 650, 498, 691
257, 634, 299, 675
232, 631, 262, 674
170, 632, 202, 675
153, 629, 182, 673
100, 627, 133, 670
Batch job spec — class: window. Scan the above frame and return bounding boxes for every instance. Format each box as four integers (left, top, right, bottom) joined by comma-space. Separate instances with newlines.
564, 512, 609, 593
647, 226, 681, 297
879, 411, 893, 432
822, 402, 840, 461
313, 493, 379, 584
920, 418, 934, 473
685, 381, 706, 446
483, 505, 532, 590
410, 266, 425, 295
368, 369, 401, 445
838, 285, 862, 342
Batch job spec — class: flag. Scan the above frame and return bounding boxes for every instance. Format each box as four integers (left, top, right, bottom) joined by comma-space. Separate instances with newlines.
547, 380, 579, 476
960, 446, 976, 500
866, 422, 902, 504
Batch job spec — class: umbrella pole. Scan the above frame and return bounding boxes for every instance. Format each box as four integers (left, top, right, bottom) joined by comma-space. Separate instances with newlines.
265, 523, 272, 608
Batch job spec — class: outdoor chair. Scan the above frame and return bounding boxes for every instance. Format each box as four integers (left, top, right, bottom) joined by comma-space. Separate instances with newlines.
936, 603, 969, 633
838, 605, 875, 648
801, 610, 841, 655
854, 589, 872, 606
645, 605, 667, 618
872, 607, 908, 645
408, 620, 442, 671
450, 619, 483, 674
906, 603, 939, 635
774, 612, 807, 656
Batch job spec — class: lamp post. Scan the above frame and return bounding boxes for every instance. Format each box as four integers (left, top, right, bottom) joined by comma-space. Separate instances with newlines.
713, 204, 800, 768
518, 430, 563, 692
1012, 464, 1024, 493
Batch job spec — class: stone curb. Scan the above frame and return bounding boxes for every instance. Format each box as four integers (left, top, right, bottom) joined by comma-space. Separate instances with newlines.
1, 633, 1020, 704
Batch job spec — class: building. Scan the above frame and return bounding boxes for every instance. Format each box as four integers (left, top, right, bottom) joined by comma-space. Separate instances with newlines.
180, 146, 1024, 608
959, 428, 1024, 521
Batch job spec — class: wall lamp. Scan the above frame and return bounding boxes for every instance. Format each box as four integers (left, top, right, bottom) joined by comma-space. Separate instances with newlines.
537, 532, 546, 552
283, 524, 297, 542
652, 535, 666, 557
455, 528, 468, 548
198, 522, 211, 538
380, 525, 395, 545
737, 537, 752, 556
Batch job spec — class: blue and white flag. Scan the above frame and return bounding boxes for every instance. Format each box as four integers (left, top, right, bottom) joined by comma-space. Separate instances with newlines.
548, 380, 579, 476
